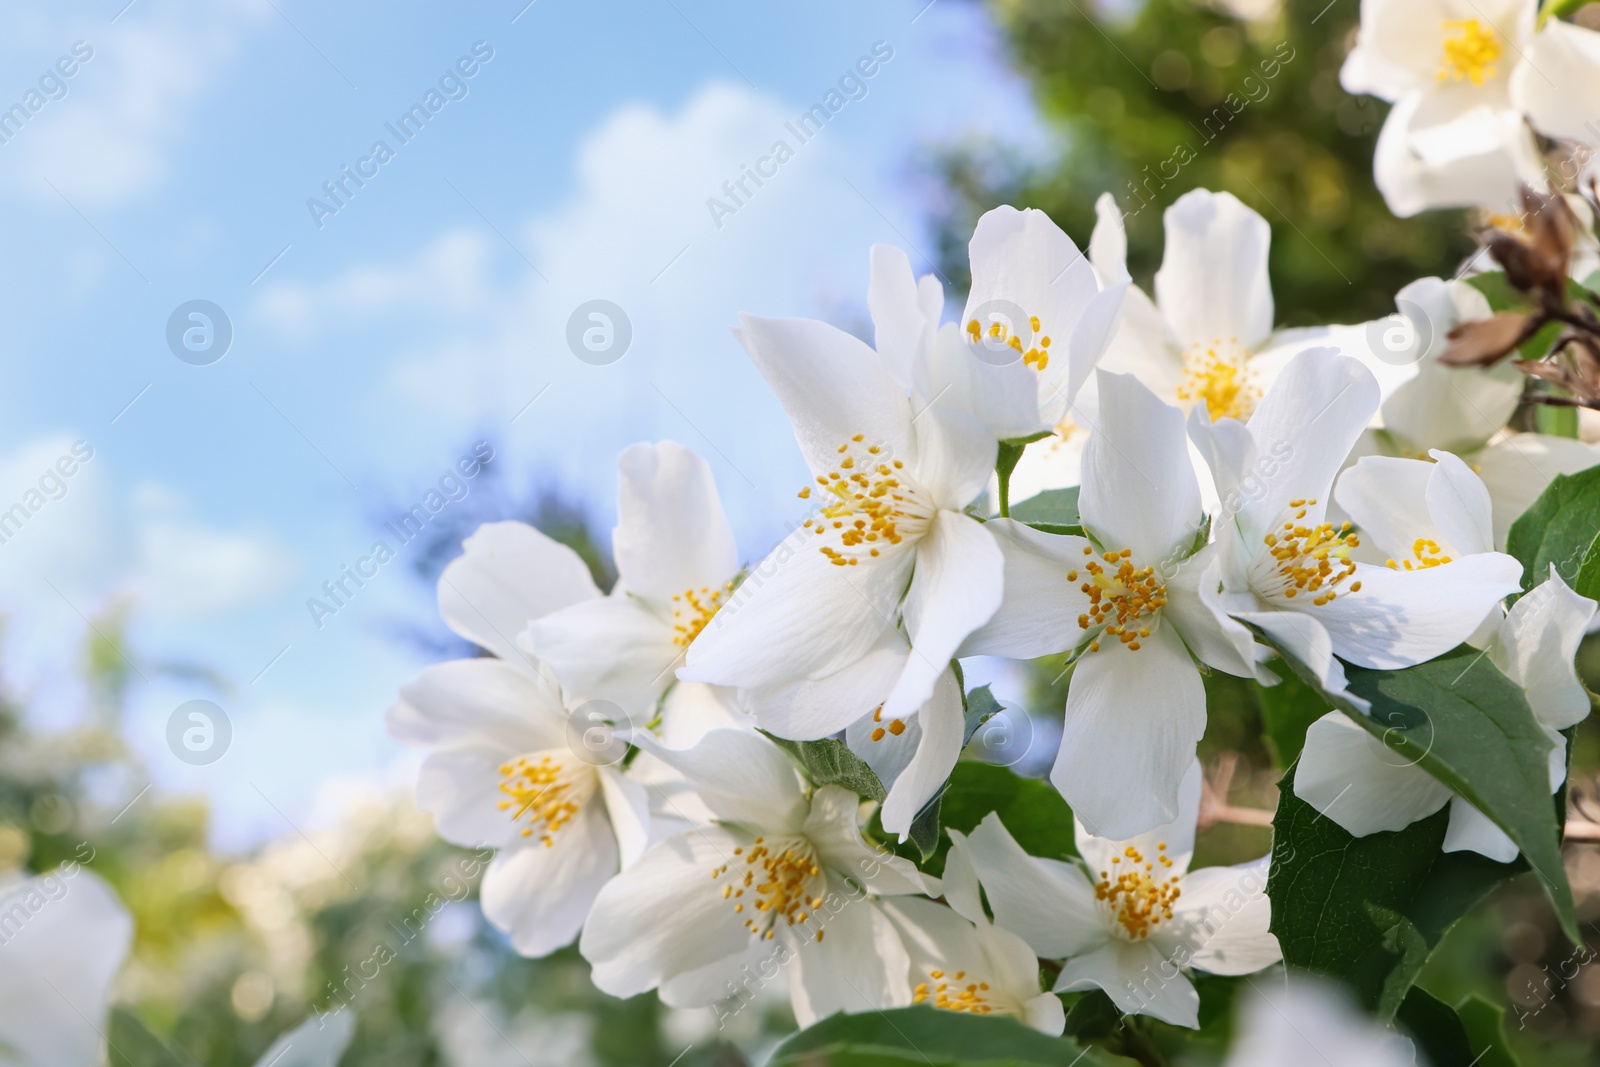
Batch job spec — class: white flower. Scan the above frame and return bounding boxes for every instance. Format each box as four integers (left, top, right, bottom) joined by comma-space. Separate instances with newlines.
578, 729, 937, 1026
0, 867, 132, 1067
961, 368, 1267, 838
1226, 977, 1420, 1067
870, 206, 1127, 443
1295, 566, 1595, 860
843, 667, 968, 840
1342, 0, 1600, 216
1011, 189, 1405, 498
1191, 348, 1524, 696
680, 313, 1005, 728
388, 655, 652, 957
951, 763, 1280, 1029
523, 440, 746, 746
880, 895, 1065, 1035
1355, 276, 1600, 546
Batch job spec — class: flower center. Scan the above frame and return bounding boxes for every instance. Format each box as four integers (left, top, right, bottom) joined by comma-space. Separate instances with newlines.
1094, 843, 1181, 941
1176, 338, 1258, 422
1386, 538, 1453, 571
497, 755, 596, 847
965, 313, 1052, 371
711, 836, 826, 942
671, 582, 733, 647
868, 705, 908, 743
1261, 500, 1361, 607
799, 435, 932, 567
914, 969, 995, 1014
1438, 19, 1501, 85
1075, 547, 1167, 652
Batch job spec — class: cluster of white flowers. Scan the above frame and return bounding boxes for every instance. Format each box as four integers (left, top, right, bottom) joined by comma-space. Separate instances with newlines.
379, 0, 1600, 1057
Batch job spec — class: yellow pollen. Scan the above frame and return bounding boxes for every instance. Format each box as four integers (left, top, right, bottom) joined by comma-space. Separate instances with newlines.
672, 581, 735, 648
1262, 503, 1361, 603
1078, 547, 1167, 652
965, 313, 1050, 371
1095, 845, 1182, 940
710, 838, 823, 939
1438, 19, 1501, 85
496, 755, 591, 848
1176, 339, 1257, 421
914, 966, 996, 1013
808, 436, 931, 567
1386, 538, 1453, 572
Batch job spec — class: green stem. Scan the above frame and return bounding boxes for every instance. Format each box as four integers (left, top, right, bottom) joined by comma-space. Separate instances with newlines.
995, 441, 1026, 518
1534, 383, 1582, 437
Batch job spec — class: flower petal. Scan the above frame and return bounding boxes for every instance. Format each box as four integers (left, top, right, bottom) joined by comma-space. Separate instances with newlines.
1334, 455, 1441, 561
1373, 94, 1542, 218
806, 785, 937, 898
656, 681, 749, 749
1475, 433, 1600, 548
439, 520, 601, 664
1075, 760, 1203, 878
1443, 794, 1519, 863
1089, 193, 1130, 285
1173, 857, 1281, 976
481, 802, 619, 958
789, 887, 911, 1025
964, 812, 1107, 959
735, 312, 912, 476
599, 765, 652, 868
879, 669, 965, 839
613, 441, 739, 604
635, 729, 808, 833
1293, 712, 1452, 836
1056, 939, 1200, 1028
957, 519, 1094, 660
1079, 370, 1204, 564
962, 205, 1099, 355
527, 593, 678, 715
1053, 625, 1207, 840
1511, 19, 1600, 143
1154, 189, 1273, 351
869, 243, 942, 391
1489, 567, 1596, 730
883, 510, 1005, 718
389, 657, 566, 753
749, 628, 910, 741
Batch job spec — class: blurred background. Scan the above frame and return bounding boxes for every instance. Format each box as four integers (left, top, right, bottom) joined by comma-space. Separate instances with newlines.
2, 0, 1598, 1063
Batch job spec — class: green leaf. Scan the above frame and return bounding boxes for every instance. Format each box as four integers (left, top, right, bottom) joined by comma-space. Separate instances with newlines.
1571, 529, 1600, 602
1267, 763, 1527, 1020
1009, 488, 1080, 528
1456, 994, 1520, 1067
1266, 643, 1577, 942
1505, 446, 1600, 595
763, 732, 886, 803
1255, 657, 1332, 768
924, 761, 1076, 876
1397, 988, 1476, 1066
1465, 271, 1522, 311
963, 684, 1004, 743
766, 1006, 1098, 1066
107, 1010, 204, 1067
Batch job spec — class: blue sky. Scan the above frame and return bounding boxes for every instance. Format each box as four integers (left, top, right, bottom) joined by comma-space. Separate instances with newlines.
0, 0, 1040, 847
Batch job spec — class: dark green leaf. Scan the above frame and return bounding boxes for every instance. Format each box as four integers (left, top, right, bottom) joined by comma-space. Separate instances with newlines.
1465, 272, 1522, 312
763, 732, 886, 803
1062, 990, 1122, 1043
1505, 463, 1600, 594
1255, 657, 1332, 768
1268, 763, 1526, 1021
964, 685, 1004, 744
1009, 488, 1080, 527
1456, 995, 1520, 1067
1397, 987, 1476, 1066
1572, 530, 1600, 603
107, 1010, 204, 1067
1265, 643, 1576, 942
767, 1006, 1098, 1067
929, 762, 1076, 876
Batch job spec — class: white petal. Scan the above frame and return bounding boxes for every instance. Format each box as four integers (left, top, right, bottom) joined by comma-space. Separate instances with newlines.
1056, 939, 1200, 1029
735, 313, 912, 476
880, 669, 965, 838
1334, 456, 1440, 561
1053, 282, 1130, 425
883, 896, 1053, 1027
1489, 567, 1596, 730
1079, 370, 1204, 563
1231, 977, 1423, 1067
1476, 433, 1600, 548
1232, 609, 1352, 698
1075, 760, 1203, 878
806, 785, 937, 898
439, 520, 600, 663
599, 766, 652, 868
656, 681, 750, 749
681, 522, 910, 692
1443, 794, 1519, 862
1373, 94, 1542, 217
636, 729, 808, 833
846, 701, 922, 792
1089, 193, 1130, 285
962, 205, 1099, 359
789, 888, 911, 1025
1312, 553, 1522, 669
388, 657, 566, 753
964, 812, 1106, 959
911, 404, 999, 512
869, 243, 935, 390
526, 593, 678, 715
1164, 544, 1271, 681
580, 826, 757, 999
1053, 626, 1207, 840
750, 629, 910, 740
957, 519, 1094, 660
613, 441, 738, 604
940, 830, 987, 925
1023, 994, 1068, 1036
1173, 857, 1281, 976
884, 510, 1004, 718
416, 746, 533, 848
481, 802, 619, 958
249, 1011, 354, 1067
1293, 712, 1452, 836
916, 322, 1045, 442
0, 869, 131, 1067
1511, 19, 1600, 143
1234, 349, 1380, 546
1424, 450, 1496, 556
1154, 189, 1273, 351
